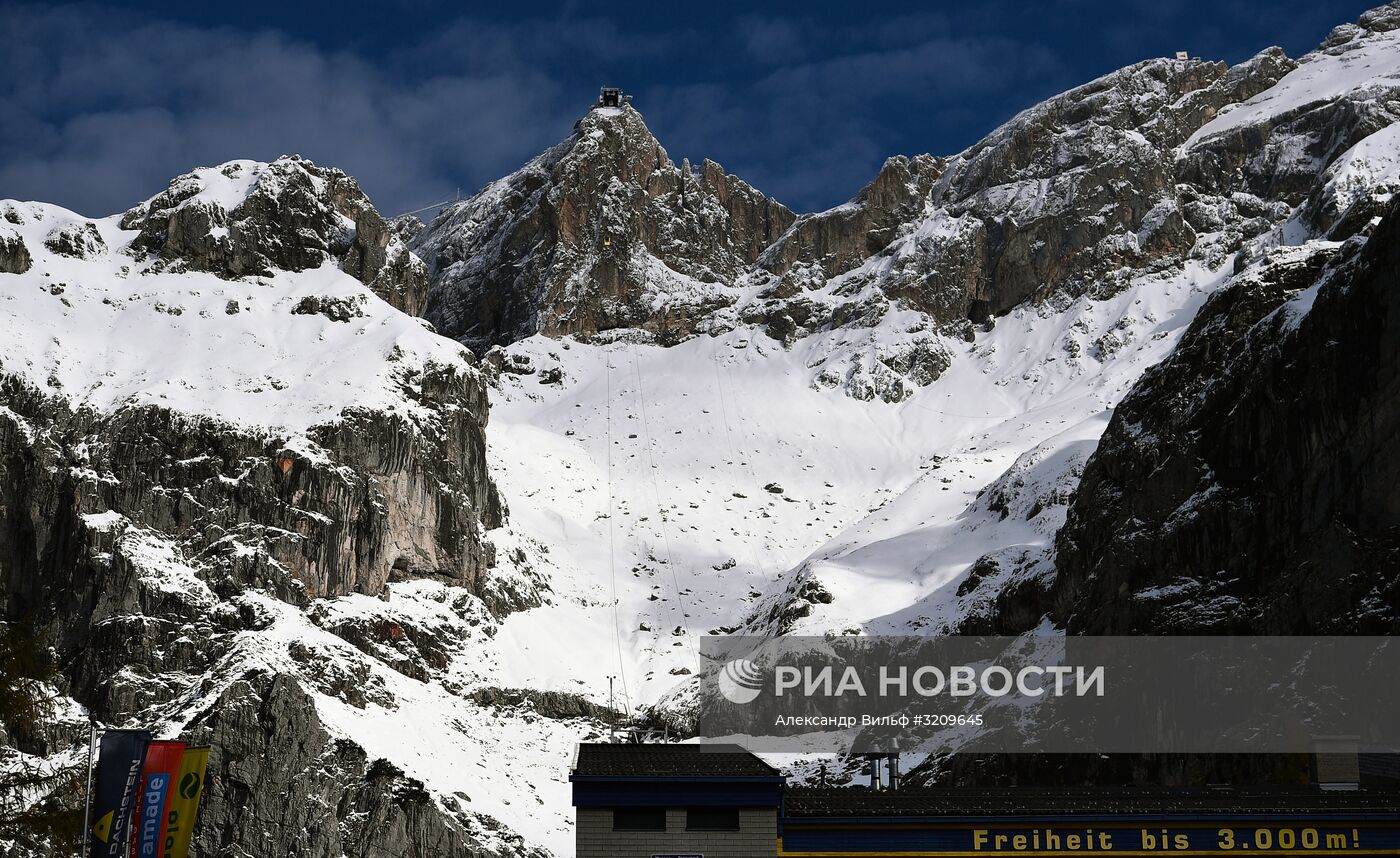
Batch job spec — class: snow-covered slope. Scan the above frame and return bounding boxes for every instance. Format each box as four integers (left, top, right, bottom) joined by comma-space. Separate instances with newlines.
485, 256, 1225, 692
0, 201, 464, 436
5, 6, 1400, 858
1185, 14, 1400, 148
460, 0, 1400, 815
1179, 5, 1400, 207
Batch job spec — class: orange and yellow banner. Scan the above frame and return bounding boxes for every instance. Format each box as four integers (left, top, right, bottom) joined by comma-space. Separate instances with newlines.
161, 746, 209, 858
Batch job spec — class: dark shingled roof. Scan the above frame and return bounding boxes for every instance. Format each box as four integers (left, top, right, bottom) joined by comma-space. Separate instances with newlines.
572, 743, 782, 778
784, 786, 1400, 818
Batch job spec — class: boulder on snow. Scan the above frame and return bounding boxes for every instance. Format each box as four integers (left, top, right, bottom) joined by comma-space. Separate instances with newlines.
43, 221, 105, 258
291, 294, 368, 322
0, 230, 31, 274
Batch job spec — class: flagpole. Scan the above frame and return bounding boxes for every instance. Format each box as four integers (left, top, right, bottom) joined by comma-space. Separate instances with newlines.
79, 720, 96, 858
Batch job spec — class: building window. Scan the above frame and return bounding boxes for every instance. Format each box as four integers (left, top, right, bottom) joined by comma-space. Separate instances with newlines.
612, 807, 667, 831
685, 807, 740, 830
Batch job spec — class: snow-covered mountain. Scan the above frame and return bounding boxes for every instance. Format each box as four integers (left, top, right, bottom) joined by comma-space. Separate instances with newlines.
3, 4, 1400, 857
0, 157, 544, 856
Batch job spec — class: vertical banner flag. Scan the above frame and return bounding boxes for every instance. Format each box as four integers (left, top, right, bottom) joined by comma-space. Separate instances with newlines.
162, 746, 209, 858
89, 729, 152, 858
131, 740, 186, 858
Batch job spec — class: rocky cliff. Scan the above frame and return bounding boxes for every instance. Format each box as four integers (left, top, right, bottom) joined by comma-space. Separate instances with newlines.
909, 167, 1400, 790
886, 6, 1400, 789
874, 5, 1400, 641
0, 162, 548, 857
1051, 198, 1400, 635
415, 106, 795, 352
748, 50, 1291, 333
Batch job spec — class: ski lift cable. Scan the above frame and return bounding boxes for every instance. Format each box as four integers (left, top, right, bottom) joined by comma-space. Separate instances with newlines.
389, 193, 461, 219
604, 351, 633, 718
629, 342, 701, 671
389, 197, 459, 216
900, 400, 1015, 420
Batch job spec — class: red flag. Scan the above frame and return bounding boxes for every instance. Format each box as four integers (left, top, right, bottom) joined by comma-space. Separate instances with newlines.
130, 740, 185, 858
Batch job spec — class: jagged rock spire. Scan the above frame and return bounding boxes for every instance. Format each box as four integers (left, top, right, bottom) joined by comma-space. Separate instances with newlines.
414, 103, 794, 351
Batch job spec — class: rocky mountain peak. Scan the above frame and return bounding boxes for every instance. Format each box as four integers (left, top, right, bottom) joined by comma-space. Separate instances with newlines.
568, 104, 671, 184
734, 48, 1298, 375
416, 101, 794, 351
413, 22, 1396, 408
1, 147, 537, 854
1180, 4, 1400, 204
120, 155, 429, 316
758, 153, 946, 285
938, 52, 1292, 204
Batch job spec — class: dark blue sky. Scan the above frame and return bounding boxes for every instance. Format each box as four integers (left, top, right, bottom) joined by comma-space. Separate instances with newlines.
0, 0, 1379, 217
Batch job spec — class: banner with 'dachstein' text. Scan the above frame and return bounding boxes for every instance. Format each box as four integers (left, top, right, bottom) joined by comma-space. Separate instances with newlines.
89, 729, 152, 858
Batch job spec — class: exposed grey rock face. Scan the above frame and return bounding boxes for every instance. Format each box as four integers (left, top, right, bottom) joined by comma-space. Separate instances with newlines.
741, 50, 1296, 346
1, 355, 527, 857
1037, 8, 1400, 635
292, 293, 369, 322
122, 156, 430, 316
183, 673, 547, 858
406, 6, 1399, 415
1180, 9, 1400, 206
808, 334, 954, 404
468, 686, 617, 721
738, 155, 948, 347
1299, 126, 1400, 239
414, 48, 1309, 404
415, 106, 795, 352
0, 351, 514, 723
416, 6, 1397, 380
343, 204, 431, 317
761, 155, 946, 285
929, 52, 1288, 309
1, 371, 502, 612
914, 198, 1400, 791
0, 228, 31, 273
1051, 199, 1400, 635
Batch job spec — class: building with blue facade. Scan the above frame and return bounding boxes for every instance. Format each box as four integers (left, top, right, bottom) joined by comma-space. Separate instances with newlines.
571, 744, 1400, 857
